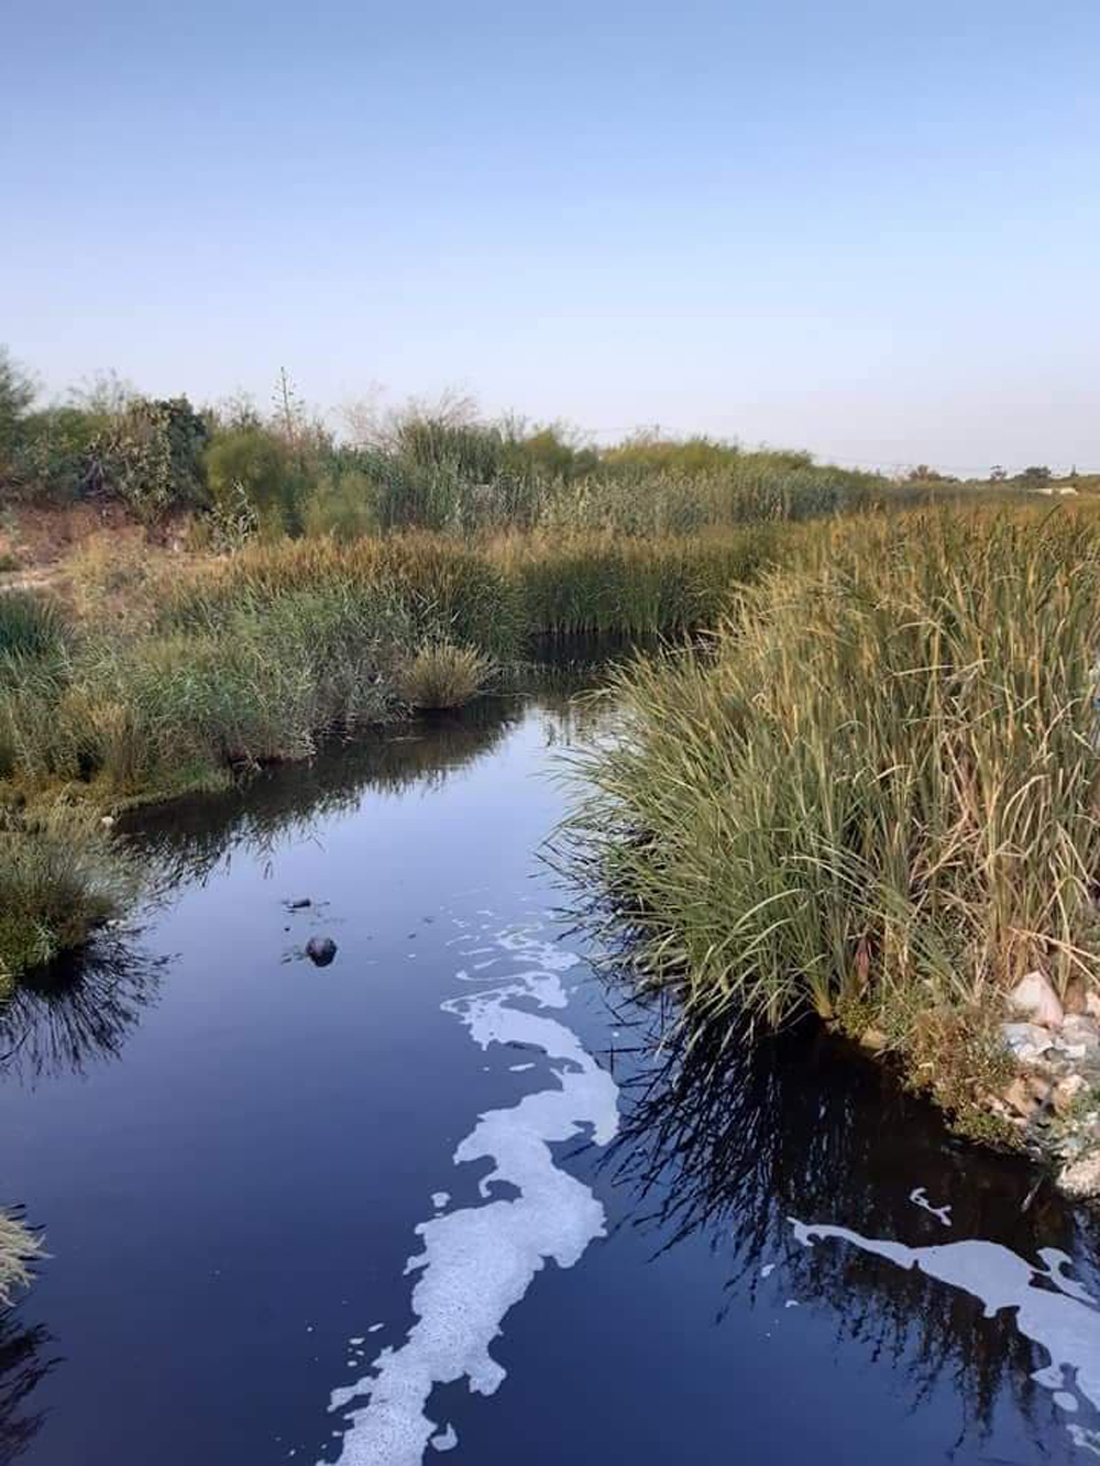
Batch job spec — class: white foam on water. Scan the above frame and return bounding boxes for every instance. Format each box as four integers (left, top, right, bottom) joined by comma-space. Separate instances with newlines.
429, 1424, 458, 1452
909, 1186, 952, 1228
321, 921, 619, 1465
791, 1217, 1100, 1439
509, 1063, 535, 1073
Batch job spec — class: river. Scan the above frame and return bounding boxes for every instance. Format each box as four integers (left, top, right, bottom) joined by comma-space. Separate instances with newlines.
1, 686, 1098, 1464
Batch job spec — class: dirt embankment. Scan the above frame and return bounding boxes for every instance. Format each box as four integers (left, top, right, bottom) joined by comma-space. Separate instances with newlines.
0, 501, 189, 599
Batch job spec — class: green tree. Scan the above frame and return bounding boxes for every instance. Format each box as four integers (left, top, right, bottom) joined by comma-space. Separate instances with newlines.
0, 347, 37, 475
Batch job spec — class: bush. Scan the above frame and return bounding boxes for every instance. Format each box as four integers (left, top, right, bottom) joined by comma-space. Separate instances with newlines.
84, 396, 210, 519
10, 404, 105, 500
0, 347, 36, 475
204, 424, 307, 535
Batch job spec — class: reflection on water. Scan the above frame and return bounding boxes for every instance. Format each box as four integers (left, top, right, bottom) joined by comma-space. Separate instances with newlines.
791, 1220, 1100, 1456
0, 940, 166, 1086
0, 1310, 57, 1466
4, 681, 1100, 1464
130, 696, 526, 895
601, 1009, 1100, 1452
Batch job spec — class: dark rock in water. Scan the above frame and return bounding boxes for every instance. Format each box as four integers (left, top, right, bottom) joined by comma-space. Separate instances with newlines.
305, 936, 337, 967
286, 898, 312, 910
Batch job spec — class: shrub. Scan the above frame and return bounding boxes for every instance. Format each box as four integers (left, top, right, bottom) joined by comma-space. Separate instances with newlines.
300, 470, 380, 540
84, 396, 209, 519
10, 404, 105, 500
204, 424, 307, 535
0, 347, 36, 475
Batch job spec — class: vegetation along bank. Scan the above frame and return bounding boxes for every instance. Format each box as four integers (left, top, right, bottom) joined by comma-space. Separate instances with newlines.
3, 343, 1100, 1212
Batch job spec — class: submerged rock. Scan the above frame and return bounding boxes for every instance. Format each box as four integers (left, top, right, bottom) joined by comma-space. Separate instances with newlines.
1009, 971, 1064, 1030
305, 936, 337, 967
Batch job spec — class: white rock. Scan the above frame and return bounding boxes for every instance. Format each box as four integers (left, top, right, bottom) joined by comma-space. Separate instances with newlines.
1052, 1074, 1087, 1116
1062, 1015, 1100, 1050
1001, 1021, 1054, 1062
1057, 1147, 1100, 1199
1009, 971, 1064, 1030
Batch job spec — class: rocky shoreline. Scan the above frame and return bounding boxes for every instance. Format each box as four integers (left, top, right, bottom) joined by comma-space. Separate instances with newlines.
990, 972, 1100, 1199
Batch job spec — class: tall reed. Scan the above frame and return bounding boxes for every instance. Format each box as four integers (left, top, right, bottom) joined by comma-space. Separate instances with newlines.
567, 510, 1100, 1114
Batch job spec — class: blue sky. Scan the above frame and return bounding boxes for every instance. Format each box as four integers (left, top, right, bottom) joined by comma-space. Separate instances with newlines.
3, 0, 1098, 472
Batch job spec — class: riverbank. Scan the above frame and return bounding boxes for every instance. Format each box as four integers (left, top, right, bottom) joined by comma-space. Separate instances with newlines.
0, 525, 779, 985
6, 497, 1100, 1198
566, 507, 1100, 1196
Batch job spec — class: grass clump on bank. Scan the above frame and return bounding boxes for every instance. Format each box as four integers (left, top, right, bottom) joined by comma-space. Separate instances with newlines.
0, 591, 65, 663
0, 801, 137, 989
568, 509, 1100, 1132
397, 642, 494, 710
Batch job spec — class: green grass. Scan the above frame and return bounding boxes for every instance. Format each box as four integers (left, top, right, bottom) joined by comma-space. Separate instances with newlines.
0, 526, 774, 979
0, 591, 65, 663
566, 508, 1100, 1128
0, 800, 138, 989
492, 526, 783, 637
0, 531, 763, 808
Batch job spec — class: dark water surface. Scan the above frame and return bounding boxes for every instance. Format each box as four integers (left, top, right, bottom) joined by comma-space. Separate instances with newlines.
2, 691, 1099, 1465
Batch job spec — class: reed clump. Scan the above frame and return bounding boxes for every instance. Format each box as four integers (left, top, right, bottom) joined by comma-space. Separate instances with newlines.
568, 509, 1100, 1127
0, 800, 138, 988
397, 642, 495, 710
0, 1207, 43, 1305
490, 526, 783, 636
0, 591, 65, 664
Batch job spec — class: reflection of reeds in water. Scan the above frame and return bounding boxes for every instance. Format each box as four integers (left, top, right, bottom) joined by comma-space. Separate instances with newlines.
0, 1308, 57, 1466
0, 936, 165, 1085
128, 695, 529, 894
600, 1005, 1100, 1447
129, 685, 608, 896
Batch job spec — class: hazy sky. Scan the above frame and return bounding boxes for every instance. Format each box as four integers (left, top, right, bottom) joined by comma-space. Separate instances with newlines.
4, 1, 1098, 473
